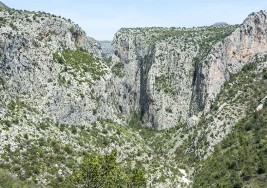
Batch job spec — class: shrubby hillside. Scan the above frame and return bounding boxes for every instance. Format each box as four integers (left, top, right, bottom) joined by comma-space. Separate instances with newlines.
0, 1, 266, 187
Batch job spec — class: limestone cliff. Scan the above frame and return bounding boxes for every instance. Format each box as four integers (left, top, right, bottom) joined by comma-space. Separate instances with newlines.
1, 5, 267, 187
191, 10, 267, 115
0, 8, 117, 126
111, 10, 267, 130
111, 26, 237, 129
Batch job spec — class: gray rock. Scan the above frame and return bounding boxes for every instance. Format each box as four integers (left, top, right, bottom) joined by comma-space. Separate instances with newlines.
0, 8, 117, 126
107, 10, 267, 130
191, 10, 267, 115
1, 6, 267, 187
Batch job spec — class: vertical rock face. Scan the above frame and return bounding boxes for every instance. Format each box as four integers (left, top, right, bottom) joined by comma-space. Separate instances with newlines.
1, 7, 267, 131
112, 29, 190, 129
110, 30, 152, 120
191, 10, 267, 115
1, 6, 267, 187
144, 41, 196, 129
110, 27, 224, 129
112, 10, 267, 129
111, 27, 224, 129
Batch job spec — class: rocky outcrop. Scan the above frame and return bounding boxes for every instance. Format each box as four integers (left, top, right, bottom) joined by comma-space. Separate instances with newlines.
111, 28, 195, 129
111, 26, 235, 129
0, 8, 116, 126
2, 8, 264, 131
191, 10, 267, 115
1, 5, 267, 187
111, 10, 267, 129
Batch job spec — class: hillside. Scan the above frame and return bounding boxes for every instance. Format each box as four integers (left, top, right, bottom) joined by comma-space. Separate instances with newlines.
194, 99, 267, 187
0, 1, 266, 187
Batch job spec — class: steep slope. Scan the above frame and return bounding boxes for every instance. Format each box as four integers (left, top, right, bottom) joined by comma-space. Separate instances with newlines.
194, 55, 267, 158
0, 4, 267, 188
111, 25, 238, 129
0, 8, 118, 126
111, 10, 267, 130
172, 54, 267, 159
0, 7, 191, 188
0, 7, 124, 187
191, 10, 267, 115
194, 90, 267, 187
0, 1, 9, 10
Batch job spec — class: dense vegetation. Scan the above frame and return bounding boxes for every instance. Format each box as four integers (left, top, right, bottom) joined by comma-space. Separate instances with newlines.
72, 150, 146, 187
193, 102, 267, 188
53, 49, 107, 80
0, 170, 40, 188
0, 115, 148, 187
0, 149, 145, 188
111, 61, 125, 78
0, 104, 187, 187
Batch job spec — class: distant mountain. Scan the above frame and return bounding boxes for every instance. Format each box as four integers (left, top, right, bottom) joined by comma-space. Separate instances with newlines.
212, 22, 229, 26
99, 40, 113, 60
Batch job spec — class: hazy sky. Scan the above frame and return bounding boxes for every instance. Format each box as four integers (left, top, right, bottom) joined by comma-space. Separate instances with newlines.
2, 0, 267, 40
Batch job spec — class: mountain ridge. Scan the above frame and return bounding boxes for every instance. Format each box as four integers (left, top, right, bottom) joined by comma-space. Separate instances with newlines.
212, 22, 229, 26
0, 4, 266, 187
0, 1, 9, 10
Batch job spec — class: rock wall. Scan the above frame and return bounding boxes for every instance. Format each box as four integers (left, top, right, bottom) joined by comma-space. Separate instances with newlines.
110, 27, 222, 129
191, 10, 267, 115
1, 7, 267, 131
111, 10, 267, 129
0, 9, 117, 125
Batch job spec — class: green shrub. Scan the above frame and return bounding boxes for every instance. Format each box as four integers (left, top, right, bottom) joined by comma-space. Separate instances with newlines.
92, 108, 97, 115
0, 169, 40, 188
166, 108, 173, 113
242, 62, 257, 73
71, 150, 146, 187
71, 125, 77, 134
155, 75, 174, 94
0, 76, 5, 86
64, 144, 73, 154
193, 105, 267, 187
53, 49, 107, 80
111, 61, 125, 77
